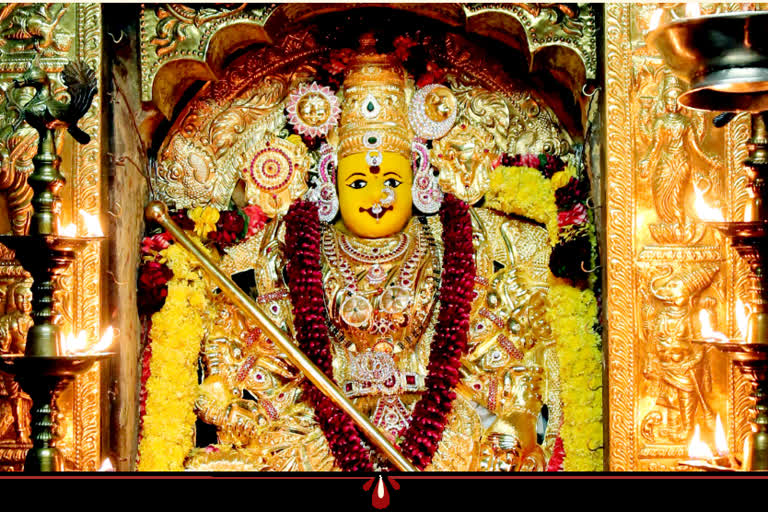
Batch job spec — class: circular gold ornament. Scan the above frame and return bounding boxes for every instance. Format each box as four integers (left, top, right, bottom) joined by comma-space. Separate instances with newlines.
241, 135, 310, 218
380, 285, 411, 314
286, 82, 341, 138
408, 84, 458, 140
341, 293, 373, 328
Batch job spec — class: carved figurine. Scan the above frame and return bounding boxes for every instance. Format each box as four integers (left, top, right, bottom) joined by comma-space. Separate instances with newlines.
0, 279, 32, 444
638, 74, 722, 244
641, 264, 717, 444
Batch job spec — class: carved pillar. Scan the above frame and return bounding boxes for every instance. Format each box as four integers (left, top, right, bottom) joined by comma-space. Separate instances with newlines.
606, 2, 752, 470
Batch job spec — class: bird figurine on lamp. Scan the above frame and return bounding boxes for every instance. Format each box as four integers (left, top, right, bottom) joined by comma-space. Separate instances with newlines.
3, 60, 97, 145
0, 60, 96, 236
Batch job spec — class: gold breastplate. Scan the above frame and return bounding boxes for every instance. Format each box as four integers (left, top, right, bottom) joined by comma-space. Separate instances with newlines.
320, 219, 442, 435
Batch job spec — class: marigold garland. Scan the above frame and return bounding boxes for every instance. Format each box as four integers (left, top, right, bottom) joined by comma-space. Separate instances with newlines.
485, 165, 560, 246
545, 284, 603, 471
137, 242, 210, 471
485, 156, 602, 471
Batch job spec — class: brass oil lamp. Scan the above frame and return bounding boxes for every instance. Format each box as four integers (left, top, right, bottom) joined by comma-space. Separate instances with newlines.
648, 9, 768, 471
0, 62, 111, 472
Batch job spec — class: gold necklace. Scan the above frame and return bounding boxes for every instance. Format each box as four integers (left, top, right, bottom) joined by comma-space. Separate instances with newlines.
338, 231, 409, 264
323, 222, 427, 329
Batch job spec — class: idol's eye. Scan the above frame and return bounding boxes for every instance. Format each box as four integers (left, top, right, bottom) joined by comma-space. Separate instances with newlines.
347, 179, 368, 189
383, 178, 402, 188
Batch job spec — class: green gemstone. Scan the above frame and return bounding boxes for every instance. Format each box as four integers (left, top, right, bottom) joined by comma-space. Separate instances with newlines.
366, 102, 375, 112
368, 136, 377, 144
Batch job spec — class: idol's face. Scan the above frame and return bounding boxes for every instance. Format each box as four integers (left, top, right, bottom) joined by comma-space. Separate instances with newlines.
337, 151, 413, 238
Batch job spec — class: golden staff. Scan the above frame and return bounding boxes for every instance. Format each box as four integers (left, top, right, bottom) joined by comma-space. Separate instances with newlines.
145, 201, 417, 472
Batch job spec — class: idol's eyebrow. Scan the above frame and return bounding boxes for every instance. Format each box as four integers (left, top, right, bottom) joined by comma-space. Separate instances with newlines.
383, 171, 402, 178
345, 172, 367, 181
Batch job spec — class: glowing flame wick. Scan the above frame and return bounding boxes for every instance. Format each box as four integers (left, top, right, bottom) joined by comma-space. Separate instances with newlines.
58, 220, 77, 237
699, 309, 728, 342
62, 326, 114, 355
715, 414, 728, 457
79, 210, 104, 237
688, 424, 714, 459
693, 183, 724, 222
98, 458, 114, 471
90, 326, 114, 353
55, 210, 103, 237
736, 299, 750, 339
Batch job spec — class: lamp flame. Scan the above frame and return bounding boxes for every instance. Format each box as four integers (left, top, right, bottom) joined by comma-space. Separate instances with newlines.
693, 183, 724, 222
649, 9, 664, 31
91, 326, 114, 353
715, 414, 728, 456
736, 299, 750, 339
79, 210, 103, 237
98, 458, 114, 472
63, 330, 88, 354
699, 309, 728, 342
685, 2, 702, 18
688, 424, 714, 459
58, 220, 77, 237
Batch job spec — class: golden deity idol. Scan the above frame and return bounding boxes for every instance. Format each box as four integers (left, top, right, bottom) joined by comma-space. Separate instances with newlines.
174, 35, 562, 472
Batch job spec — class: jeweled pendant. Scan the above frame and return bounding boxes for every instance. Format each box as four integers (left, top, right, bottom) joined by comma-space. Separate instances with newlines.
341, 293, 373, 327
366, 263, 386, 285
380, 285, 411, 314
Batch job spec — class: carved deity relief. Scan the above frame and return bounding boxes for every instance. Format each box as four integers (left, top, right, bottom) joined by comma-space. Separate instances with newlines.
0, 4, 72, 57
638, 260, 719, 451
637, 72, 723, 245
0, 249, 33, 470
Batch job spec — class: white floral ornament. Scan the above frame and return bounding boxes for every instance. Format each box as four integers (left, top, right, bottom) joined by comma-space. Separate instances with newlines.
411, 139, 443, 214
286, 82, 342, 138
307, 143, 339, 222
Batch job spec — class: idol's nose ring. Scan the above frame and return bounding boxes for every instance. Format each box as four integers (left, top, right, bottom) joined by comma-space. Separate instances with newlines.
380, 186, 395, 207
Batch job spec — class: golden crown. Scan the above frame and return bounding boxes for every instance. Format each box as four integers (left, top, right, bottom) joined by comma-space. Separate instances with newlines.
337, 34, 412, 160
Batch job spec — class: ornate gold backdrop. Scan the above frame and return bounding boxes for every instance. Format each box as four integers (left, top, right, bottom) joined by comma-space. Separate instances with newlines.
605, 3, 760, 471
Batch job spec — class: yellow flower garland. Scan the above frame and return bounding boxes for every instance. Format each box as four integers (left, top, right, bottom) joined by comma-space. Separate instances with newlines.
487, 163, 603, 471
137, 243, 210, 471
485, 165, 560, 246
546, 283, 603, 471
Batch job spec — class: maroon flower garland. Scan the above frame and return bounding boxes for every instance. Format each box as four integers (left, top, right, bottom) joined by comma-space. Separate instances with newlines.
284, 194, 475, 471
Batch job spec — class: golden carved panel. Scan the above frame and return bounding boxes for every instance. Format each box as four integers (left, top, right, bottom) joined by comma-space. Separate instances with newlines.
606, 3, 752, 471
0, 3, 103, 471
139, 4, 597, 119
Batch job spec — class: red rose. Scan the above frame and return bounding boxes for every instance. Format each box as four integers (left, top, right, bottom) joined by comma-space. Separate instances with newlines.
138, 261, 173, 315
170, 209, 195, 231
141, 232, 172, 255
208, 210, 246, 251
557, 203, 588, 228
502, 153, 541, 170
243, 204, 267, 237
